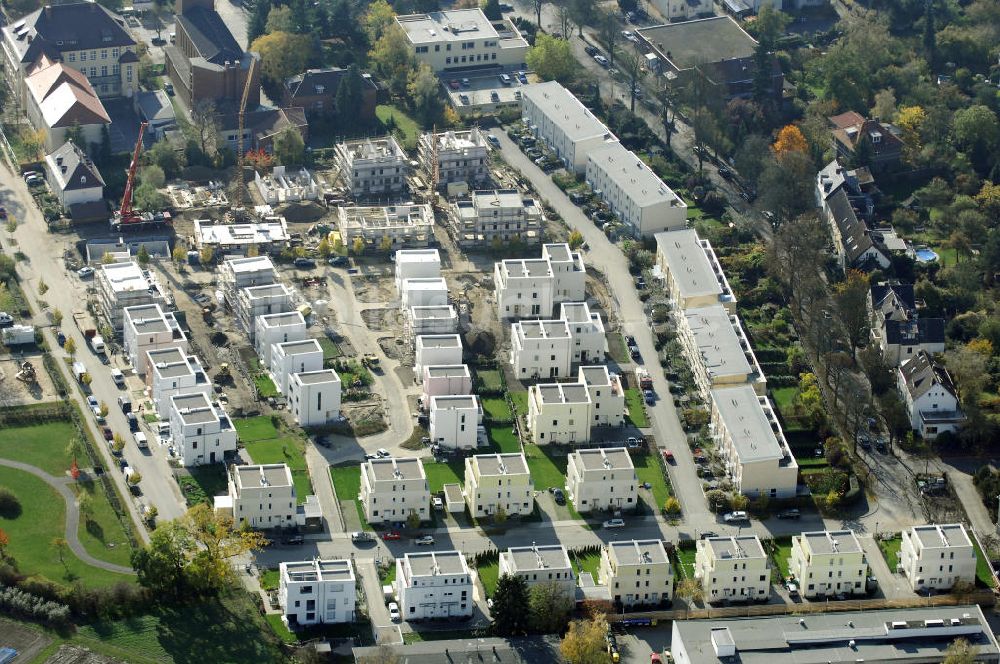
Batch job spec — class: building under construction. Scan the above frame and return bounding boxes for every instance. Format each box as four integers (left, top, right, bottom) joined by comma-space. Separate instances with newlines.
417, 127, 490, 190
334, 136, 408, 197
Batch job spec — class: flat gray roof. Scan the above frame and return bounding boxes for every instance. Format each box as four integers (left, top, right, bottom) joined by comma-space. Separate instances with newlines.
535, 382, 590, 405
608, 539, 669, 567
503, 545, 572, 572
560, 301, 591, 323
397, 8, 499, 45
636, 16, 756, 70
516, 319, 570, 340
274, 339, 323, 356
431, 394, 478, 410
656, 229, 723, 300
259, 311, 305, 327
283, 559, 354, 583
425, 364, 470, 379
672, 605, 998, 664
403, 551, 469, 577
410, 305, 456, 319
579, 365, 612, 386
704, 535, 766, 560
911, 523, 971, 549
293, 369, 341, 386
471, 189, 531, 210
573, 447, 634, 471
588, 142, 684, 209
500, 258, 552, 280
800, 530, 863, 555
522, 81, 616, 143
711, 385, 783, 463
224, 255, 276, 273
396, 248, 440, 263
417, 334, 462, 349
236, 463, 292, 489
366, 457, 426, 482
244, 283, 291, 299
684, 306, 752, 379
473, 453, 529, 476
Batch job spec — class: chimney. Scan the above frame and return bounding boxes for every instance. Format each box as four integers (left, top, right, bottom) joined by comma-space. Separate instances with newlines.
61, 165, 66, 173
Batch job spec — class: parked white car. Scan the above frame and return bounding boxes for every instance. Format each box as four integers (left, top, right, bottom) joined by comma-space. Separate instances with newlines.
603, 518, 626, 529
388, 602, 401, 621
723, 511, 749, 523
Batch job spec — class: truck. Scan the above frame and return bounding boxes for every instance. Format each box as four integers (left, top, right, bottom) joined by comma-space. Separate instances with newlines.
635, 366, 653, 390
90, 335, 106, 355
1, 325, 35, 345
72, 310, 98, 339
72, 361, 87, 382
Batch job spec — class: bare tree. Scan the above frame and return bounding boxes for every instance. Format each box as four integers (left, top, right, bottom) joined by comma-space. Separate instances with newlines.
597, 10, 619, 68
190, 99, 219, 158
618, 50, 643, 113
557, 4, 571, 37
532, 0, 545, 29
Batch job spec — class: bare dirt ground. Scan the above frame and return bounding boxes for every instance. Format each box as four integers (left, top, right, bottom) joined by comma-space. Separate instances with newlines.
0, 354, 60, 406
378, 336, 406, 361
0, 618, 51, 663
353, 276, 395, 305
44, 645, 122, 664
360, 307, 402, 332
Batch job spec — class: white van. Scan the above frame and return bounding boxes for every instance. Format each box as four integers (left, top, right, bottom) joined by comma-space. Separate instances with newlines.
133, 432, 148, 449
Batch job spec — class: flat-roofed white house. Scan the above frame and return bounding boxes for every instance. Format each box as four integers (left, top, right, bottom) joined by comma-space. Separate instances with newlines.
279, 559, 356, 627
287, 369, 342, 427
899, 523, 975, 592
429, 394, 482, 449
219, 255, 277, 309
586, 141, 687, 237
401, 277, 449, 310
168, 392, 238, 466
679, 305, 766, 398
499, 544, 576, 594
578, 365, 625, 427
510, 319, 573, 380
695, 535, 771, 603
599, 539, 673, 607
415, 334, 463, 379
396, 8, 528, 73
337, 204, 434, 249
222, 463, 297, 530
789, 530, 867, 599
396, 551, 473, 620
147, 347, 211, 418
544, 243, 586, 302
254, 311, 307, 366
710, 385, 798, 499
96, 260, 166, 332
123, 303, 187, 376
655, 229, 736, 313
897, 351, 965, 440
527, 382, 592, 444
494, 258, 554, 320
236, 283, 294, 337
270, 338, 324, 394
464, 452, 533, 517
395, 249, 441, 290
450, 189, 543, 247
566, 447, 637, 513
422, 364, 473, 400
521, 81, 619, 173
360, 457, 430, 524
560, 302, 607, 365
407, 305, 459, 337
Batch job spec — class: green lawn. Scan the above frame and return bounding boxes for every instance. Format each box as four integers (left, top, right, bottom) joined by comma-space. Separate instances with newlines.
771, 386, 797, 416
608, 333, 631, 364
624, 389, 649, 428
243, 436, 312, 504
233, 416, 280, 442
675, 545, 697, 579
264, 613, 296, 644
481, 397, 513, 422
329, 464, 370, 530
0, 420, 82, 476
475, 369, 503, 392
177, 465, 229, 506
477, 561, 500, 597
75, 479, 133, 568
253, 374, 279, 399
317, 337, 342, 361
260, 568, 280, 591
377, 104, 421, 149
769, 536, 793, 580
878, 536, 902, 570
509, 390, 529, 419
487, 425, 521, 453
379, 563, 397, 586
633, 453, 671, 510
524, 444, 567, 490
422, 459, 464, 494
0, 467, 134, 588
972, 536, 997, 588
570, 550, 602, 582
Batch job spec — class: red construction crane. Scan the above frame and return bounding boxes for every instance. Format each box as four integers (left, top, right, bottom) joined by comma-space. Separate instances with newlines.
111, 123, 172, 231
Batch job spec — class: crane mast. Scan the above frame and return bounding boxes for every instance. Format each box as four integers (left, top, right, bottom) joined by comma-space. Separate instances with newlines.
229, 57, 257, 223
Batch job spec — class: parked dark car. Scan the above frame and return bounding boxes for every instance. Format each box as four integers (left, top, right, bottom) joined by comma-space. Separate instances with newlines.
553, 488, 566, 505
777, 509, 801, 520
293, 257, 316, 268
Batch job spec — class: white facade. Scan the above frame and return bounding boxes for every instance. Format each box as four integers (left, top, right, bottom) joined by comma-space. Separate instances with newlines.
429, 395, 482, 449
679, 305, 766, 398
227, 463, 297, 529
279, 559, 356, 627
560, 302, 607, 365
578, 365, 625, 427
566, 447, 637, 513
463, 452, 533, 517
407, 305, 459, 337
451, 189, 543, 247
360, 457, 430, 525
269, 339, 324, 394
123, 303, 187, 377
599, 540, 673, 607
544, 243, 586, 303
168, 392, 238, 466
510, 319, 572, 380
219, 255, 277, 310
254, 166, 319, 205
395, 249, 441, 291
415, 334, 463, 378
655, 230, 737, 313
788, 530, 867, 598
494, 243, 585, 320
96, 261, 166, 332
396, 9, 528, 73
899, 523, 976, 593
499, 545, 575, 594
401, 277, 449, 310
695, 535, 771, 603
710, 385, 798, 499
897, 351, 964, 440
236, 283, 293, 337
254, 311, 308, 366
422, 364, 473, 400
146, 347, 211, 418
195, 218, 290, 257
521, 81, 618, 173
287, 370, 342, 427
338, 204, 435, 249
526, 382, 592, 444
586, 142, 687, 237
396, 551, 473, 620
335, 136, 407, 196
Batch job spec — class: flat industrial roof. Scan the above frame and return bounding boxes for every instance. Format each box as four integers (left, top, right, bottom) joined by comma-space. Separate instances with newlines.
799, 530, 863, 555
365, 457, 426, 482
911, 523, 971, 549
656, 229, 723, 300
502, 545, 572, 573
522, 81, 616, 143
684, 305, 753, 380
608, 539, 669, 567
472, 453, 529, 476
703, 535, 766, 560
636, 16, 756, 71
711, 385, 784, 463
588, 142, 685, 209
403, 551, 469, 577
572, 447, 634, 471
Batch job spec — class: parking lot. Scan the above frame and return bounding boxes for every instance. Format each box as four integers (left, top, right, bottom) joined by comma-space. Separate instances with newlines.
442, 69, 534, 115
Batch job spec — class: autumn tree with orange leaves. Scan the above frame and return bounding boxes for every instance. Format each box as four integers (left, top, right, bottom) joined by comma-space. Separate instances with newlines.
773, 125, 809, 159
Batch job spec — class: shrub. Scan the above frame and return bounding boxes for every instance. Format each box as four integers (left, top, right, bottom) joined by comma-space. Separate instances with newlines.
0, 585, 71, 627
0, 489, 21, 519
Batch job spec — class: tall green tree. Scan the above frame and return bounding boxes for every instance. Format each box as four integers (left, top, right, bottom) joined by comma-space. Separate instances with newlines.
247, 0, 272, 44
526, 34, 576, 84
273, 127, 305, 166
923, 0, 937, 68
528, 581, 573, 633
833, 270, 871, 361
491, 574, 530, 636
334, 66, 365, 132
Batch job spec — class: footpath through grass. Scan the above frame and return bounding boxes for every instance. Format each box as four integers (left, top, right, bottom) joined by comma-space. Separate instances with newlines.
235, 416, 312, 504
0, 420, 82, 476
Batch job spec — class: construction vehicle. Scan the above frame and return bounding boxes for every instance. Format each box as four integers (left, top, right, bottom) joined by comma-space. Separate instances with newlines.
14, 360, 36, 383
635, 366, 652, 390
226, 57, 258, 224
110, 122, 172, 231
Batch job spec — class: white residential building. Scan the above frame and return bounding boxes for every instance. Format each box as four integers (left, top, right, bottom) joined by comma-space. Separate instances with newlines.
225, 463, 297, 529
710, 385, 798, 499
168, 392, 238, 466
218, 255, 277, 310
899, 523, 976, 593
254, 311, 308, 366
406, 305, 459, 337
236, 283, 294, 338
415, 334, 463, 378
123, 303, 187, 377
337, 204, 435, 249
695, 535, 771, 603
422, 364, 473, 400
450, 189, 543, 247
560, 302, 607, 365
396, 9, 528, 73
334, 136, 407, 196
494, 258, 554, 320
270, 338, 324, 394
527, 382, 592, 444
194, 218, 291, 257
96, 261, 166, 332
463, 452, 533, 518
499, 545, 575, 594
655, 230, 737, 313
586, 141, 688, 237
521, 81, 618, 173
599, 540, 673, 607
400, 277, 449, 310
510, 319, 573, 380
566, 447, 637, 513
287, 369, 342, 427
788, 530, 867, 599
360, 457, 430, 525
544, 243, 586, 303
429, 395, 482, 449
147, 347, 210, 418
396, 551, 473, 620
897, 351, 965, 440
678, 305, 766, 398
418, 128, 489, 187
395, 249, 441, 291
578, 365, 625, 427
279, 559, 356, 627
